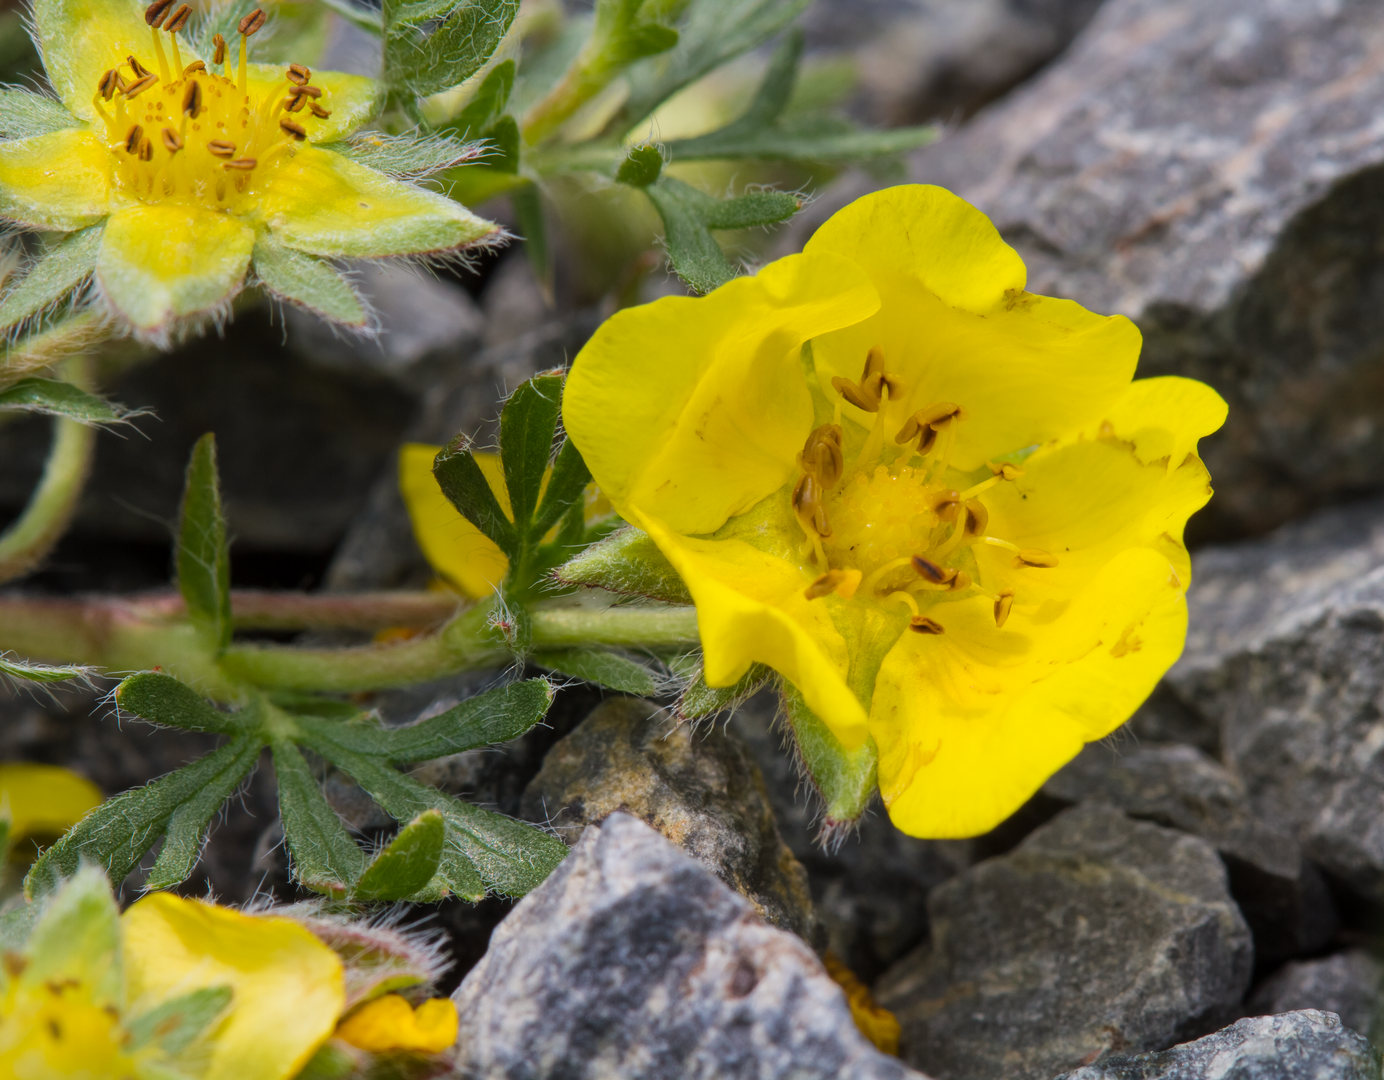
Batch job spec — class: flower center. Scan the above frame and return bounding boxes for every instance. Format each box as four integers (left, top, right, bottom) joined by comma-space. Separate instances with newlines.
90, 4, 329, 210
793, 347, 1057, 634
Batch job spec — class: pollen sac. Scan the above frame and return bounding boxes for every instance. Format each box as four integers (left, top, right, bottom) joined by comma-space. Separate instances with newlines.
287, 63, 311, 86
238, 7, 267, 35
143, 0, 172, 27
127, 54, 151, 78
792, 474, 831, 539
994, 591, 1014, 628
224, 157, 257, 170
161, 127, 183, 153
1016, 548, 1059, 569
988, 461, 1024, 480
308, 102, 331, 119
284, 92, 306, 113
895, 402, 965, 451
124, 73, 157, 98
212, 32, 226, 64
138, 137, 153, 161
207, 139, 236, 158
963, 498, 989, 538
279, 118, 307, 141
909, 616, 945, 635
183, 60, 206, 75
801, 424, 844, 486
124, 124, 143, 153
97, 68, 120, 100
911, 556, 956, 585
182, 79, 202, 117
163, 3, 191, 33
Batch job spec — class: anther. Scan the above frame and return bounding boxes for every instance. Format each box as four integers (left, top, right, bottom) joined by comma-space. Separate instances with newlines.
308, 102, 332, 119
127, 55, 151, 78
948, 570, 972, 591
1015, 548, 1059, 568
286, 63, 311, 85
143, 0, 172, 26
124, 73, 157, 98
988, 462, 1024, 480
223, 157, 257, 170
792, 474, 831, 539
284, 92, 306, 113
183, 60, 205, 74
895, 402, 965, 450
800, 424, 844, 487
804, 568, 861, 601
994, 591, 1014, 628
288, 84, 322, 99
911, 556, 956, 585
279, 117, 307, 140
238, 8, 267, 35
163, 4, 190, 32
963, 498, 989, 538
909, 616, 945, 635
138, 137, 153, 161
182, 80, 201, 117
161, 127, 183, 152
207, 139, 236, 157
212, 33, 226, 64
928, 489, 961, 522
97, 68, 120, 99
124, 124, 143, 153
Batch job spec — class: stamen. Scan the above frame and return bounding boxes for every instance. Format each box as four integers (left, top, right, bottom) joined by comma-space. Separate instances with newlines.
207, 139, 236, 158
947, 570, 972, 591
994, 591, 1014, 628
804, 568, 862, 601
895, 402, 964, 451
929, 489, 961, 521
958, 476, 999, 501
881, 590, 919, 618
308, 102, 332, 119
831, 347, 898, 413
149, 25, 171, 81
212, 33, 226, 67
127, 55, 151, 78
278, 118, 307, 140
284, 93, 305, 113
97, 69, 120, 99
143, 0, 172, 26
963, 499, 989, 538
183, 60, 206, 75
911, 556, 956, 585
163, 4, 190, 32
286, 63, 311, 86
1015, 548, 1059, 568
239, 8, 267, 34
289, 85, 322, 100
223, 157, 256, 170
182, 80, 202, 118
909, 617, 945, 635
138, 137, 153, 161
800, 424, 844, 487
124, 124, 143, 153
124, 73, 157, 98
161, 127, 183, 153
987, 462, 1024, 480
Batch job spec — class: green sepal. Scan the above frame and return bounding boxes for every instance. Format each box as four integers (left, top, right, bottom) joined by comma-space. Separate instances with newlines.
445, 59, 515, 138
352, 810, 445, 901
554, 525, 692, 604
251, 238, 368, 328
317, 132, 476, 179
433, 437, 519, 556
176, 434, 233, 654
0, 88, 80, 139
126, 986, 232, 1055
532, 648, 661, 695
383, 0, 519, 99
0, 377, 125, 424
678, 660, 769, 719
114, 671, 244, 735
499, 374, 564, 532
781, 680, 878, 832
616, 143, 663, 187
19, 867, 122, 1007
272, 740, 366, 895
0, 224, 102, 332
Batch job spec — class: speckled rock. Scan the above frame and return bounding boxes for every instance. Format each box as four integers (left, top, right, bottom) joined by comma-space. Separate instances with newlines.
1248, 951, 1382, 1043
520, 697, 814, 939
877, 803, 1253, 1080
1044, 742, 1337, 965
1054, 1011, 1382, 1080
1165, 498, 1384, 904
450, 812, 927, 1080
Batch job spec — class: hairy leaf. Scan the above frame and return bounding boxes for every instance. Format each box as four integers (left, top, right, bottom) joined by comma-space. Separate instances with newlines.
353, 810, 445, 901
500, 374, 564, 532
318, 132, 479, 179
554, 525, 692, 604
176, 434, 233, 653
115, 671, 244, 735
531, 437, 592, 541
0, 378, 124, 424
433, 437, 518, 555
0, 89, 80, 140
615, 143, 663, 187
382, 678, 553, 761
252, 239, 367, 327
0, 653, 92, 684
532, 648, 661, 695
273, 740, 366, 894
384, 0, 519, 98
677, 660, 769, 719
445, 59, 515, 138
0, 225, 102, 332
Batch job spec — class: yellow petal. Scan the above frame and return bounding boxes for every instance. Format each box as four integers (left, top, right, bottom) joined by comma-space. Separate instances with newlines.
122, 893, 345, 1080
807, 185, 1140, 471
1075, 375, 1229, 470
637, 510, 870, 747
399, 443, 509, 598
0, 130, 112, 231
244, 63, 380, 144
0, 763, 101, 853
257, 146, 498, 258
564, 251, 879, 536
96, 202, 254, 333
335, 994, 458, 1054
873, 546, 1187, 837
33, 0, 201, 120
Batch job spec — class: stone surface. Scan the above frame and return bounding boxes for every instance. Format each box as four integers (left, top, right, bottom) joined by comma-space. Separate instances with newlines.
1165, 498, 1384, 904
1055, 1011, 1383, 1080
520, 696, 815, 939
450, 812, 927, 1080
877, 802, 1253, 1080
1247, 952, 1382, 1042
1044, 742, 1337, 965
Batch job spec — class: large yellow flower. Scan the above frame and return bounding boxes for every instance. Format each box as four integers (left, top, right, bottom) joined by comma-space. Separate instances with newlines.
563, 185, 1226, 838
0, 0, 496, 342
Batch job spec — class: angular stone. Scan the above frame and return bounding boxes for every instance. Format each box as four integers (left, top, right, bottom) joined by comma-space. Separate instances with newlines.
798, 0, 1384, 541
1166, 498, 1384, 903
1247, 951, 1382, 1042
450, 812, 927, 1080
877, 803, 1253, 1080
520, 697, 814, 939
1054, 1011, 1383, 1080
1044, 742, 1337, 965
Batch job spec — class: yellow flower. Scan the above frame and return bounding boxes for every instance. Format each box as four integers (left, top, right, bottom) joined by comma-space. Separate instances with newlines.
563, 185, 1226, 838
0, 763, 101, 860
334, 993, 458, 1054
0, 0, 496, 342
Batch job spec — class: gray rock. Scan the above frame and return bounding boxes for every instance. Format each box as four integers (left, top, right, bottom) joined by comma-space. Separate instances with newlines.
794, 0, 1384, 541
520, 697, 815, 939
1248, 951, 1382, 1044
877, 803, 1253, 1080
450, 812, 927, 1080
1165, 498, 1384, 903
1044, 742, 1337, 965
1054, 1010, 1383, 1080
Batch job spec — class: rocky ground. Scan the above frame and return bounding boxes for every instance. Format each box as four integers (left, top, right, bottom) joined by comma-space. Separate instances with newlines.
4, 0, 1384, 1077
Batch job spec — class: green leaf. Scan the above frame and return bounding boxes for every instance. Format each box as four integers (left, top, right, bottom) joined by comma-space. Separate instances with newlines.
670, 116, 937, 163
0, 89, 80, 139
0, 225, 102, 332
781, 681, 877, 830
433, 438, 518, 556
144, 736, 261, 890
251, 238, 367, 328
615, 142, 663, 187
26, 739, 259, 899
678, 660, 769, 719
271, 740, 366, 894
384, 0, 519, 98
642, 177, 800, 294
531, 437, 592, 541
353, 810, 445, 901
500, 374, 564, 532
0, 378, 124, 424
445, 59, 515, 138
317, 132, 478, 179
554, 525, 692, 604
126, 986, 232, 1054
0, 652, 92, 685
433, 836, 485, 901
380, 678, 553, 761
21, 867, 122, 1006
532, 648, 661, 695
114, 672, 244, 735
176, 434, 233, 653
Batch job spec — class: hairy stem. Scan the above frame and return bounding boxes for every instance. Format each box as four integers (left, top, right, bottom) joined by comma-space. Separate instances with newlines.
0, 413, 96, 585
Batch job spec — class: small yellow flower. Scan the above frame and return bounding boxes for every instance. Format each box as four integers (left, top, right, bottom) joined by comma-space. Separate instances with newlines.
334, 992, 458, 1054
563, 185, 1227, 838
0, 0, 496, 341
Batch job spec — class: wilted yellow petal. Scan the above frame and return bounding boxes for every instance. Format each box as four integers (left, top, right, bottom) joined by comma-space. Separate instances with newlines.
0, 130, 111, 231
335, 994, 458, 1053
